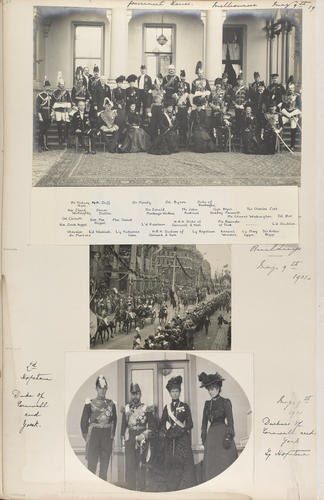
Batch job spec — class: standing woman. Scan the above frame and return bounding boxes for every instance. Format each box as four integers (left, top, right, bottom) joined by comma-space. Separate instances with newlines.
160, 376, 196, 491
198, 371, 238, 481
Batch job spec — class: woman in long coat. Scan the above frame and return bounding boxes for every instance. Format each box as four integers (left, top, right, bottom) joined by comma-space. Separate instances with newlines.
160, 376, 196, 491
189, 96, 214, 153
149, 99, 179, 155
199, 371, 238, 481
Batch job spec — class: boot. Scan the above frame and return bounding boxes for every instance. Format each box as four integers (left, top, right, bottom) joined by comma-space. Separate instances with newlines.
290, 128, 296, 151
57, 123, 63, 145
43, 135, 49, 151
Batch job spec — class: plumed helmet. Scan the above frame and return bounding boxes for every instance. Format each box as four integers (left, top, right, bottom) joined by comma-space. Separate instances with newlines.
96, 375, 108, 389
130, 382, 141, 394
166, 375, 182, 392
198, 371, 225, 389
195, 61, 203, 75
180, 69, 186, 78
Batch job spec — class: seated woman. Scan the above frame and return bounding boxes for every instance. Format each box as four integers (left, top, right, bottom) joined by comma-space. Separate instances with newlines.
241, 104, 259, 154
149, 98, 179, 155
119, 101, 151, 153
97, 97, 119, 153
189, 96, 214, 153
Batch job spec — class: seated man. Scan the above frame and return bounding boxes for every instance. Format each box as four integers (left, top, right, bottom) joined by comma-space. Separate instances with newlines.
279, 77, 301, 151
209, 78, 231, 152
70, 100, 96, 154
263, 103, 283, 155
97, 97, 119, 153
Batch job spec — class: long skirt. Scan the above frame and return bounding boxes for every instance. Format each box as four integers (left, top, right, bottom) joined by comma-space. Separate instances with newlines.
191, 128, 214, 153
163, 433, 196, 491
149, 130, 179, 155
120, 127, 151, 153
203, 422, 238, 481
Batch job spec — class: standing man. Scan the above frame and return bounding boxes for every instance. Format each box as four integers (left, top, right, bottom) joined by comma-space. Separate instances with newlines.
280, 78, 301, 151
191, 61, 211, 99
89, 65, 100, 96
249, 71, 261, 101
81, 375, 117, 481
267, 73, 285, 107
35, 77, 52, 152
121, 383, 156, 491
231, 72, 249, 136
176, 69, 191, 147
82, 66, 92, 92
162, 64, 180, 101
92, 76, 112, 113
137, 64, 153, 116
51, 77, 72, 145
204, 315, 211, 336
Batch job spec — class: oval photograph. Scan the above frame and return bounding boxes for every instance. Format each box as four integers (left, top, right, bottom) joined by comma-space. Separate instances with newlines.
67, 353, 251, 492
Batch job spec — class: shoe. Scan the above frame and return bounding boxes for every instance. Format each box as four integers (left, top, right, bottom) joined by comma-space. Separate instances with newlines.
38, 146, 43, 153
43, 145, 49, 151
91, 150, 96, 155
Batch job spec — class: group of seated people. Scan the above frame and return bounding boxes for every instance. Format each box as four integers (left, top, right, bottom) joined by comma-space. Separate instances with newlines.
36, 62, 301, 155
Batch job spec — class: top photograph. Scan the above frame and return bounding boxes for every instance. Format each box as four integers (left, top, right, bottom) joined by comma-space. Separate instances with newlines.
33, 5, 302, 187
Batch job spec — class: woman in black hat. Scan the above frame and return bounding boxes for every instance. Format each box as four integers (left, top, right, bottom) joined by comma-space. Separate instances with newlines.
198, 371, 238, 481
119, 99, 151, 153
160, 375, 196, 491
189, 96, 214, 153
148, 98, 179, 155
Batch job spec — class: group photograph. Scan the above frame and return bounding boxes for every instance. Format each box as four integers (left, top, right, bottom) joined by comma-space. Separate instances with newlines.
66, 353, 252, 492
89, 244, 231, 351
33, 5, 302, 187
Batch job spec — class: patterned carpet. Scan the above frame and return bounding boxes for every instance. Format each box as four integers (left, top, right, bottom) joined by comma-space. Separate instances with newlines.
34, 149, 301, 187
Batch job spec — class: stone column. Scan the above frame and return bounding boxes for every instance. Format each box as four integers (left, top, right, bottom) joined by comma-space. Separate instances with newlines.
109, 8, 128, 81
205, 10, 225, 83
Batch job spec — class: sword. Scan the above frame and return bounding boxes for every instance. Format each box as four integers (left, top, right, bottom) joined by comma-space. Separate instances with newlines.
275, 130, 295, 154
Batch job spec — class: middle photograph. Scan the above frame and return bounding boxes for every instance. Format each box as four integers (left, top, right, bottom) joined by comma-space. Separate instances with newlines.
90, 244, 231, 351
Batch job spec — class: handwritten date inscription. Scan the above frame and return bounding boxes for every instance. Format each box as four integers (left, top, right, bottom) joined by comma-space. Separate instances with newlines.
12, 361, 52, 433
263, 395, 315, 462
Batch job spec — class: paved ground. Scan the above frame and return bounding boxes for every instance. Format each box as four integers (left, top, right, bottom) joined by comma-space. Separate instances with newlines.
91, 303, 231, 351
33, 149, 301, 187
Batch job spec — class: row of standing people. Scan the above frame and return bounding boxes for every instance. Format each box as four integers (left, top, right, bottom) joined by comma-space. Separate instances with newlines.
81, 372, 237, 491
36, 63, 301, 154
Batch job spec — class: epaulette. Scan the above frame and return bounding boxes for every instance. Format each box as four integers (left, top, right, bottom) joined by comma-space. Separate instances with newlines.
85, 398, 91, 405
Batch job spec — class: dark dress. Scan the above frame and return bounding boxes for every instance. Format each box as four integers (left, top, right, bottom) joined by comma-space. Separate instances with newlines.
190, 109, 214, 153
160, 400, 196, 491
241, 113, 259, 154
120, 111, 150, 153
149, 112, 179, 155
201, 395, 238, 481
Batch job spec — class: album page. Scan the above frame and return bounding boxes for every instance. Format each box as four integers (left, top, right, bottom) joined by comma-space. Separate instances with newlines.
1, 0, 322, 499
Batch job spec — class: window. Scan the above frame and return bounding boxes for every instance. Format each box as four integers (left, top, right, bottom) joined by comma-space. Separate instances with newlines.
73, 23, 104, 75
222, 26, 244, 77
126, 359, 189, 417
143, 24, 175, 78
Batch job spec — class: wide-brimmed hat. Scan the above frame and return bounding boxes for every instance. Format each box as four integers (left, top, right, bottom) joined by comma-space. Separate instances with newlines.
166, 375, 182, 392
198, 371, 225, 388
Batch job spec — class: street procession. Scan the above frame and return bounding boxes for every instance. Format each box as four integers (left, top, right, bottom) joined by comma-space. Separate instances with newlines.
36, 62, 301, 156
89, 245, 231, 350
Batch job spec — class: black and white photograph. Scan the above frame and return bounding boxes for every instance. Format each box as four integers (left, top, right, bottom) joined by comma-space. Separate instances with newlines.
66, 353, 252, 492
89, 244, 231, 350
33, 5, 302, 187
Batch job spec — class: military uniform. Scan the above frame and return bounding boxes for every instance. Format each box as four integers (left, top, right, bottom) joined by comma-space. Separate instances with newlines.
51, 86, 72, 144
92, 83, 112, 112
264, 107, 283, 154
162, 74, 180, 99
209, 83, 230, 151
137, 72, 153, 113
280, 89, 301, 149
191, 77, 211, 98
121, 399, 156, 490
71, 108, 96, 153
241, 110, 259, 154
80, 395, 117, 480
35, 84, 52, 151
71, 83, 90, 107
231, 82, 249, 134
267, 81, 285, 107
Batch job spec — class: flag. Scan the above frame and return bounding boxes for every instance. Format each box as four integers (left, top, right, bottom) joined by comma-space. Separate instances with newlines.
224, 44, 237, 86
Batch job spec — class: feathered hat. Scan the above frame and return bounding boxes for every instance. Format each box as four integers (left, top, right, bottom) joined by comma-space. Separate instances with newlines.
166, 375, 182, 392
198, 371, 225, 389
195, 60, 203, 75
130, 382, 141, 394
116, 75, 125, 83
96, 374, 108, 389
127, 74, 138, 83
